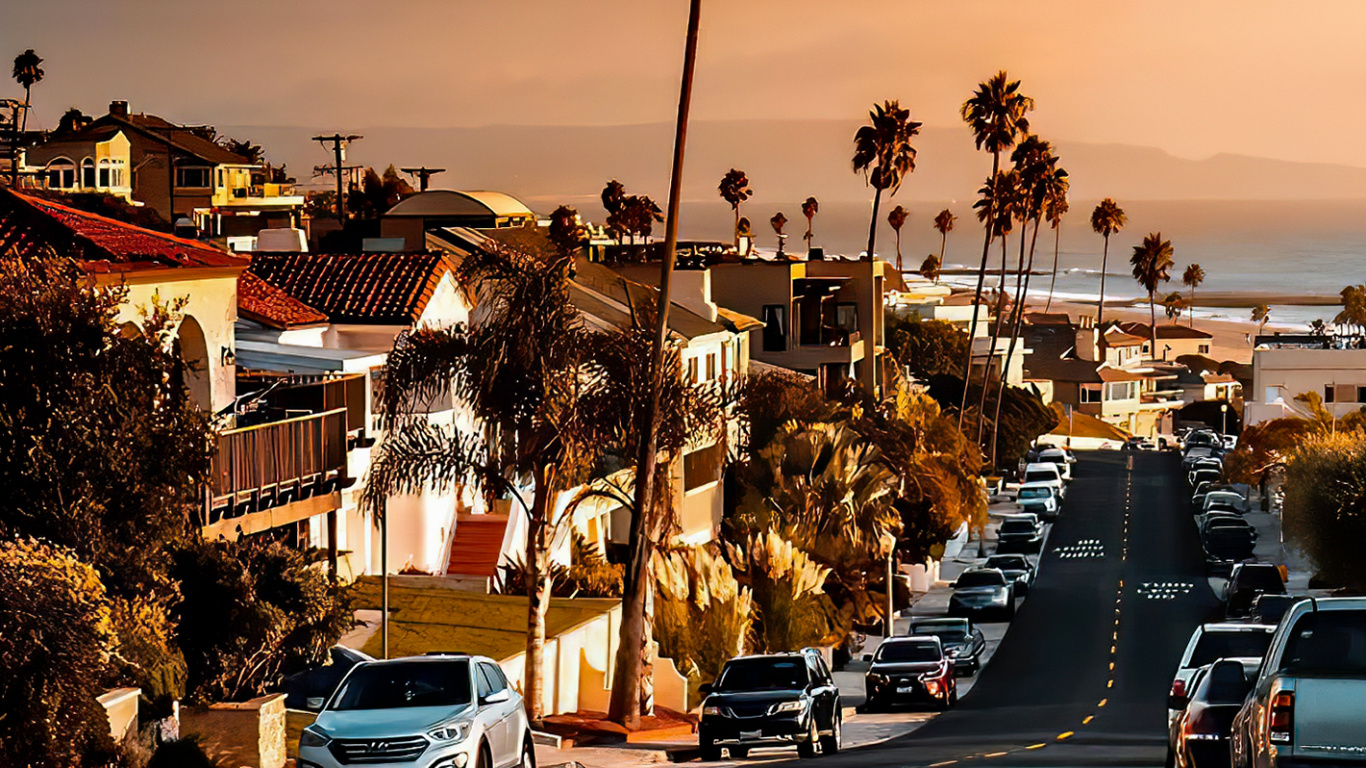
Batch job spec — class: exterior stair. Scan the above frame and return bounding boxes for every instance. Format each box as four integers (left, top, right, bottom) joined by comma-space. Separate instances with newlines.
445, 514, 510, 590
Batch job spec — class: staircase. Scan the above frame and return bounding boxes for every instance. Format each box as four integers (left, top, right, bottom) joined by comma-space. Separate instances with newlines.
445, 514, 511, 591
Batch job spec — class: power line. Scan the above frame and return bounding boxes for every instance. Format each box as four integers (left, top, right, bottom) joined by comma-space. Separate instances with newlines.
311, 133, 362, 225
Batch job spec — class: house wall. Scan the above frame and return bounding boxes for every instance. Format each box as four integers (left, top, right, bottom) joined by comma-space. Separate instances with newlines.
1252, 347, 1366, 415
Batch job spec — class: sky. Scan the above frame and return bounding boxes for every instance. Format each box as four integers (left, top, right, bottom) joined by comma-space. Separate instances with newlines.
5, 0, 1366, 168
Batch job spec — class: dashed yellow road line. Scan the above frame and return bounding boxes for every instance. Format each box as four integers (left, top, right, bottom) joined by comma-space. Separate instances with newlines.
1025, 743, 1047, 750
1082, 715, 1094, 724
984, 752, 1008, 758
1098, 698, 1108, 707
927, 761, 958, 767
1057, 731, 1075, 741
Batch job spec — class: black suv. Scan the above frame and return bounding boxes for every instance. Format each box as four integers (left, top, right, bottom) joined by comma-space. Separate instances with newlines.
698, 649, 841, 760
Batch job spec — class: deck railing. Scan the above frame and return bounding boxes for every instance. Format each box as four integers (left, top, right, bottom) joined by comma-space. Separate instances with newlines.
204, 408, 348, 526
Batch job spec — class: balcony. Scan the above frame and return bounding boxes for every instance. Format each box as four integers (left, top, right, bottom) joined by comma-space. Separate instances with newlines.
214, 182, 305, 209
799, 328, 861, 348
202, 408, 349, 539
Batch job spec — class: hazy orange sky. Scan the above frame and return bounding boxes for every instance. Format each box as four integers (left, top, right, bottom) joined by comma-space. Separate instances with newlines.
5, 0, 1363, 166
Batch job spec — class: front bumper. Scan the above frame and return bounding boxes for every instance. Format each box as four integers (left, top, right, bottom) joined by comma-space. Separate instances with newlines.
949, 599, 1010, 616
866, 677, 948, 704
700, 713, 810, 744
1181, 737, 1228, 768
298, 738, 476, 768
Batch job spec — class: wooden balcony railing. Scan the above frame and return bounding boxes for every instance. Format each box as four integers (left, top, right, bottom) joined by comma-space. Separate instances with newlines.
204, 408, 348, 526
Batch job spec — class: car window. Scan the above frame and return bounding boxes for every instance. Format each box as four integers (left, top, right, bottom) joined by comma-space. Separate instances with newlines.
957, 571, 1006, 587
478, 662, 507, 694
717, 659, 809, 691
911, 623, 968, 642
1282, 611, 1366, 675
1020, 488, 1049, 499
1233, 567, 1284, 593
804, 654, 828, 685
986, 556, 1027, 570
332, 660, 473, 711
1000, 520, 1036, 533
1199, 662, 1250, 705
1189, 631, 1274, 667
875, 640, 941, 663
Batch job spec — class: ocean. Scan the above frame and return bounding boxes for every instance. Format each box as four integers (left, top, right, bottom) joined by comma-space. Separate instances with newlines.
675, 199, 1366, 330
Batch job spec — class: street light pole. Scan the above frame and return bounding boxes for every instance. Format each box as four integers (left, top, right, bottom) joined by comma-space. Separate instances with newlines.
1221, 403, 1229, 436
381, 497, 389, 660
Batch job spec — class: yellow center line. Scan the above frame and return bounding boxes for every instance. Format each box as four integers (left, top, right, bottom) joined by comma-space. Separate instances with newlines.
1107, 679, 1115, 688
1057, 731, 1075, 741
984, 752, 1008, 758
928, 761, 959, 767
1082, 715, 1094, 724
1026, 743, 1047, 750
1098, 698, 1108, 707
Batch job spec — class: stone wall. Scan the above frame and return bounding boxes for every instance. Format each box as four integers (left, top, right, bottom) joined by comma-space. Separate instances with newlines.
180, 693, 286, 768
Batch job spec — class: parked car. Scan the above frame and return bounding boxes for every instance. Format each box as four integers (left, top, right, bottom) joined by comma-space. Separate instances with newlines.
1037, 448, 1073, 481
863, 636, 957, 711
1183, 447, 1221, 473
298, 654, 533, 768
996, 517, 1045, 555
1223, 563, 1286, 619
906, 618, 986, 676
1201, 516, 1257, 538
1203, 528, 1258, 574
1184, 431, 1221, 451
1016, 483, 1060, 521
1167, 659, 1250, 768
1246, 594, 1297, 628
1189, 468, 1224, 489
699, 649, 841, 760
1203, 491, 1251, 515
285, 645, 373, 711
1168, 623, 1275, 730
1123, 436, 1156, 451
1231, 598, 1366, 767
984, 554, 1036, 596
1021, 462, 1067, 498
949, 568, 1015, 621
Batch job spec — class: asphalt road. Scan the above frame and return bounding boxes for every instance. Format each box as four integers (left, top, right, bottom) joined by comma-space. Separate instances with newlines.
785, 451, 1223, 768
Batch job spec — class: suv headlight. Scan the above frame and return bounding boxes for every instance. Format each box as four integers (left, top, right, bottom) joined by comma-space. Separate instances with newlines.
299, 727, 331, 749
771, 700, 807, 714
429, 722, 472, 743
702, 705, 724, 716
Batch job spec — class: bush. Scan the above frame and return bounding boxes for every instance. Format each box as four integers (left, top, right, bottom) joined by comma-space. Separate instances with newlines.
886, 315, 968, 379
173, 539, 353, 704
653, 546, 752, 706
726, 531, 838, 653
498, 531, 624, 598
0, 538, 120, 767
1282, 432, 1366, 589
146, 736, 221, 768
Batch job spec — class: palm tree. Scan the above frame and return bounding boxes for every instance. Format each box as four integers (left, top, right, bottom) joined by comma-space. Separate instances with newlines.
919, 254, 941, 282
1164, 292, 1186, 323
1336, 285, 1366, 335
548, 205, 586, 256
602, 180, 627, 242
852, 100, 922, 263
1040, 165, 1071, 313
770, 212, 789, 256
1129, 232, 1175, 356
1251, 304, 1271, 335
1091, 198, 1127, 328
957, 72, 1034, 427
1182, 263, 1205, 328
801, 196, 819, 251
12, 49, 43, 133
971, 168, 1019, 444
887, 205, 909, 271
718, 169, 753, 251
933, 208, 956, 268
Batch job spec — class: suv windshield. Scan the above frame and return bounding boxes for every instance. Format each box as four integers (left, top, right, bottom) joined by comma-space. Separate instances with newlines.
986, 556, 1028, 570
1283, 611, 1366, 675
1000, 520, 1036, 534
717, 658, 809, 691
1024, 471, 1055, 484
1190, 630, 1274, 667
911, 623, 968, 642
957, 571, 1006, 588
875, 641, 941, 663
331, 660, 472, 711
1019, 488, 1051, 500
1233, 566, 1284, 592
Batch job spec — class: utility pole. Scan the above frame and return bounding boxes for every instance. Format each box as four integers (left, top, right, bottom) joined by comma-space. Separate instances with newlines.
312, 134, 362, 226
400, 166, 445, 192
381, 496, 389, 660
2, 100, 20, 187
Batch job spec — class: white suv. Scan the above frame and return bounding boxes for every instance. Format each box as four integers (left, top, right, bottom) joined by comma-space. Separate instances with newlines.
298, 654, 534, 768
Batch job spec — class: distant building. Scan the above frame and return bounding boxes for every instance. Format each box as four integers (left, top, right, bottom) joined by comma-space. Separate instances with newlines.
1115, 321, 1214, 360
381, 189, 538, 250
1244, 334, 1366, 425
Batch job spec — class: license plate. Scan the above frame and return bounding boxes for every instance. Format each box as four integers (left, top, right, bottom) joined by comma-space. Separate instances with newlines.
740, 730, 761, 740
896, 686, 913, 693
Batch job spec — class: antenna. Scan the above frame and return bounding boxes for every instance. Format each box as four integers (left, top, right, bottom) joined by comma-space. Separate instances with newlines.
311, 133, 362, 225
400, 166, 446, 192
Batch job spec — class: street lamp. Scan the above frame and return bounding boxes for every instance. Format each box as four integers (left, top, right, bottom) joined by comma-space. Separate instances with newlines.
1221, 403, 1229, 436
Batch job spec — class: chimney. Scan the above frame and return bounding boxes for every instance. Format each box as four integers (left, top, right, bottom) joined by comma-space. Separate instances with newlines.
669, 268, 719, 323
109, 100, 129, 118
1075, 324, 1099, 362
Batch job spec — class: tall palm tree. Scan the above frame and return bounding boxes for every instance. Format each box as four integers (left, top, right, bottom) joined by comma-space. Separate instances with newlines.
1041, 165, 1071, 313
957, 72, 1033, 428
888, 205, 909, 271
853, 100, 921, 263
1251, 304, 1271, 335
1182, 263, 1205, 328
1129, 232, 1175, 356
933, 208, 956, 268
1091, 198, 1127, 328
12, 49, 43, 133
770, 212, 788, 256
1164, 292, 1186, 323
718, 168, 753, 251
801, 196, 819, 251
971, 169, 1019, 444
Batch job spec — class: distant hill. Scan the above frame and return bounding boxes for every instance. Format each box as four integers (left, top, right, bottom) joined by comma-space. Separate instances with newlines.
221, 120, 1366, 211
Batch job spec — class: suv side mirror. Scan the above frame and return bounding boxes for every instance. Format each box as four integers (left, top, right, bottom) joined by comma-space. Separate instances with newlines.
861, 654, 872, 662
481, 689, 510, 705
698, 683, 714, 695
305, 696, 326, 711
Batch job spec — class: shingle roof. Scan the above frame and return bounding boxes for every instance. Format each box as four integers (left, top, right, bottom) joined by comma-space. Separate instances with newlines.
0, 188, 245, 272
237, 272, 329, 329
116, 115, 249, 165
247, 252, 452, 325
1118, 321, 1213, 340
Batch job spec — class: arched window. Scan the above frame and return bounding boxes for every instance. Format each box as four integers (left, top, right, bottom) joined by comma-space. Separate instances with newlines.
81, 158, 95, 188
98, 158, 111, 188
46, 159, 76, 189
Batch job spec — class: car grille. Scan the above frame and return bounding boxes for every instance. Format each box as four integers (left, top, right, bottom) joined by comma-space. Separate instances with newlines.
329, 736, 429, 764
726, 702, 772, 718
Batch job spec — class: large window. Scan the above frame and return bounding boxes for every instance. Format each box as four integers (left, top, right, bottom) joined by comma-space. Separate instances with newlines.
762, 305, 787, 352
46, 160, 76, 189
683, 443, 723, 491
1080, 385, 1102, 404
81, 158, 95, 188
836, 302, 859, 334
1105, 382, 1136, 401
176, 166, 212, 188
98, 159, 111, 187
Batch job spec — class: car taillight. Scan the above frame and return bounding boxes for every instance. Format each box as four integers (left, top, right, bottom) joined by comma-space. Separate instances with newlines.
1268, 691, 1294, 744
1182, 705, 1223, 741
1170, 678, 1186, 699
925, 679, 941, 695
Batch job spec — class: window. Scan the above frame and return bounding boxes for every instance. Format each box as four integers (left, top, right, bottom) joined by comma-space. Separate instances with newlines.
81, 158, 95, 188
762, 305, 787, 352
176, 166, 212, 188
217, 168, 225, 189
46, 160, 76, 189
687, 357, 699, 383
1199, 344, 1211, 354
683, 443, 723, 491
1326, 385, 1335, 403
98, 159, 110, 188
836, 302, 860, 334
479, 662, 508, 693
1106, 382, 1134, 401
1081, 385, 1102, 404
705, 353, 717, 381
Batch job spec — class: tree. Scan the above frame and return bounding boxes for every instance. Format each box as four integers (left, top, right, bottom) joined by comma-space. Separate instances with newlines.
1129, 232, 1175, 355
1252, 303, 1271, 335
652, 546, 752, 706
970, 168, 1020, 445
733, 369, 842, 461
0, 538, 120, 768
852, 100, 921, 265
1182, 263, 1205, 328
12, 49, 43, 133
919, 254, 942, 283
1091, 198, 1127, 327
347, 165, 415, 220
548, 205, 587, 256
801, 196, 819, 250
887, 205, 908, 272
366, 240, 719, 720
957, 72, 1033, 427
1282, 432, 1366, 588
1040, 162, 1071, 313
886, 314, 968, 380
57, 107, 90, 133
620, 195, 663, 244
1164, 291, 1186, 323
218, 136, 265, 165
727, 531, 837, 653
718, 169, 753, 251
933, 208, 956, 269
770, 211, 788, 256
1336, 285, 1366, 334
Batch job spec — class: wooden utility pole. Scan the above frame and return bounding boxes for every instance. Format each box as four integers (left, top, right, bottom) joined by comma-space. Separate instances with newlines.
400, 166, 446, 192
608, 0, 702, 729
312, 134, 361, 226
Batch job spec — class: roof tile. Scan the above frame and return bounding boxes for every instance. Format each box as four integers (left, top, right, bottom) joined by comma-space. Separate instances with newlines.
237, 272, 329, 329
247, 252, 451, 325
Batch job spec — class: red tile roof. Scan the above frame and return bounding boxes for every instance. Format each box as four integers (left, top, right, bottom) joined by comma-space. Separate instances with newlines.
237, 272, 328, 329
248, 252, 452, 325
0, 188, 246, 273
1118, 321, 1213, 340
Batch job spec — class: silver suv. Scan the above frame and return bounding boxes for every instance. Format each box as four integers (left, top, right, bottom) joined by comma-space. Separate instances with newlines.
298, 654, 533, 768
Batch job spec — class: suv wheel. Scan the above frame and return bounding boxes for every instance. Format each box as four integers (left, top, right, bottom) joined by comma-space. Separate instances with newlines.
520, 736, 536, 768
796, 718, 819, 759
819, 712, 841, 755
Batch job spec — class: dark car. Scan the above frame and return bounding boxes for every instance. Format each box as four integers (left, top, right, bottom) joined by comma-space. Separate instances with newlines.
949, 568, 1015, 620
1246, 593, 1296, 627
983, 554, 1036, 596
1222, 563, 1285, 619
907, 618, 987, 676
1167, 659, 1251, 768
282, 645, 372, 710
1203, 528, 1256, 573
1188, 468, 1223, 489
863, 636, 957, 711
699, 649, 841, 760
995, 518, 1045, 555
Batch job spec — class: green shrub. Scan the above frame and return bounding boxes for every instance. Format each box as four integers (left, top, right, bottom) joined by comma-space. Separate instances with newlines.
498, 531, 624, 598
726, 531, 838, 653
1283, 432, 1366, 589
653, 546, 752, 706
